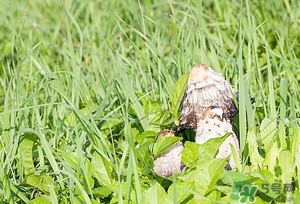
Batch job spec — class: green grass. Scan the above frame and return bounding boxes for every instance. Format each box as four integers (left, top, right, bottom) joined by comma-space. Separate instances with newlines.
0, 0, 299, 203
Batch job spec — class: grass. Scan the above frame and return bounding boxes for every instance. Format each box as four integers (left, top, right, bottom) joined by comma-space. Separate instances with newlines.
0, 0, 299, 203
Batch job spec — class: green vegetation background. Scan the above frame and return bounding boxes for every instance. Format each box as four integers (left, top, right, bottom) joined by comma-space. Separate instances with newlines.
0, 0, 299, 203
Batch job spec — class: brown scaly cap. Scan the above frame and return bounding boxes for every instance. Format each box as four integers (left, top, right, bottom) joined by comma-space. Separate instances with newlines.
157, 129, 176, 139
188, 64, 210, 84
178, 64, 238, 132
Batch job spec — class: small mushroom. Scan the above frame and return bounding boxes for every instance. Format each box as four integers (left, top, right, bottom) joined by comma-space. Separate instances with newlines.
153, 130, 185, 177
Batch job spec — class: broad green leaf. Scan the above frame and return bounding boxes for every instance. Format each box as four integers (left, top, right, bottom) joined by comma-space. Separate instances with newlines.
136, 141, 153, 170
61, 152, 94, 188
260, 118, 277, 150
170, 72, 189, 125
168, 181, 195, 203
61, 152, 80, 170
137, 95, 164, 130
143, 98, 163, 122
138, 130, 157, 139
247, 128, 263, 170
28, 197, 51, 204
223, 171, 252, 185
136, 131, 157, 145
61, 152, 90, 173
278, 150, 294, 184
253, 196, 270, 204
197, 133, 232, 163
153, 136, 182, 157
19, 133, 37, 176
72, 196, 99, 204
79, 166, 94, 191
291, 127, 300, 161
182, 134, 231, 167
181, 158, 227, 196
250, 170, 275, 184
206, 190, 222, 203
250, 171, 281, 199
182, 195, 205, 204
91, 152, 113, 186
105, 182, 128, 199
92, 186, 112, 197
223, 172, 260, 203
222, 195, 266, 204
141, 182, 173, 204
263, 141, 279, 172
150, 109, 173, 128
181, 141, 199, 166
24, 174, 52, 194
219, 195, 241, 203
214, 186, 234, 197
100, 119, 123, 131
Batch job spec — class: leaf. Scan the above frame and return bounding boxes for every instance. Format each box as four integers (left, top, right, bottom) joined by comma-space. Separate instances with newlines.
247, 128, 263, 170
279, 78, 288, 119
61, 152, 94, 188
153, 136, 182, 157
168, 181, 195, 203
206, 190, 222, 203
72, 196, 99, 204
91, 152, 113, 186
136, 141, 153, 170
136, 131, 157, 145
197, 133, 232, 163
250, 170, 275, 184
141, 182, 173, 204
181, 141, 199, 166
182, 133, 231, 167
260, 118, 277, 150
100, 120, 123, 131
263, 141, 279, 172
28, 197, 52, 204
278, 121, 287, 149
291, 127, 300, 161
92, 186, 112, 197
19, 133, 37, 176
143, 97, 163, 122
61, 152, 80, 170
229, 143, 241, 170
278, 150, 294, 184
214, 186, 235, 196
104, 182, 128, 199
185, 158, 227, 195
150, 109, 173, 127
223, 171, 253, 185
170, 72, 189, 125
24, 174, 52, 194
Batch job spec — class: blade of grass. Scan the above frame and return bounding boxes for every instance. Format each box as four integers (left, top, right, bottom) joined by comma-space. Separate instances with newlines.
237, 22, 247, 160
279, 78, 288, 119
